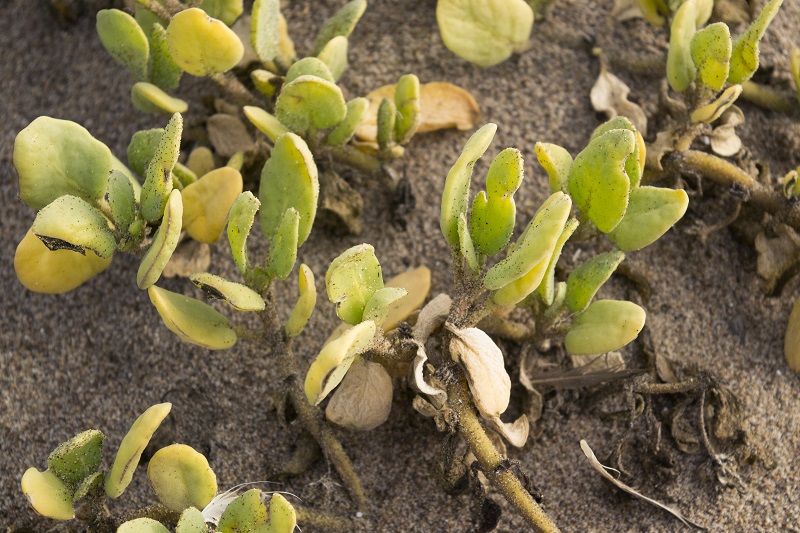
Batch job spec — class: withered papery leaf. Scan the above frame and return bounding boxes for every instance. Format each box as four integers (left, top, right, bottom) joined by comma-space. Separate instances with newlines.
325, 358, 393, 431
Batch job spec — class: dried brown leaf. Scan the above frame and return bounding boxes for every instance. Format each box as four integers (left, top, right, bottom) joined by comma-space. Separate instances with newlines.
755, 223, 800, 293
709, 106, 744, 157
488, 414, 530, 448
207, 114, 254, 158
413, 293, 452, 342
325, 358, 393, 431
590, 66, 648, 136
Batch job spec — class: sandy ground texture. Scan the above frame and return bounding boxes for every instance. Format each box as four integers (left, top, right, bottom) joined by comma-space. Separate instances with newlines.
2, 0, 800, 531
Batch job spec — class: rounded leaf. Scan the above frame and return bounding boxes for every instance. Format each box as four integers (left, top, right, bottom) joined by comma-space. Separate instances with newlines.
608, 186, 689, 251
32, 195, 116, 259
394, 74, 421, 144
96, 9, 149, 80
317, 35, 349, 81
182, 167, 244, 243
565, 251, 625, 313
218, 489, 267, 532
148, 285, 237, 349
326, 358, 393, 431
166, 8, 244, 76
227, 191, 260, 276
131, 82, 188, 114
266, 493, 297, 533
275, 75, 348, 134
362, 287, 408, 327
118, 518, 171, 533
437, 0, 533, 67
535, 142, 572, 194
106, 170, 136, 233
450, 326, 511, 418
470, 148, 524, 256
191, 272, 265, 311
325, 97, 369, 146
690, 22, 732, 91
15, 229, 112, 294
21, 468, 74, 520
565, 300, 646, 355
176, 507, 207, 533
137, 189, 183, 289
47, 430, 104, 488
14, 117, 112, 210
537, 217, 579, 306
251, 0, 280, 63
244, 106, 290, 143
199, 0, 243, 26
148, 23, 183, 91
148, 443, 217, 513
326, 244, 383, 325
105, 403, 172, 499
285, 57, 335, 84
313, 0, 367, 54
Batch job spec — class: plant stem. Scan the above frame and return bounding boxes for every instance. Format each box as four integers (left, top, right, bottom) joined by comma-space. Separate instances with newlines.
135, 0, 172, 20
295, 505, 355, 531
741, 81, 797, 114
328, 145, 384, 176
448, 380, 561, 533
211, 72, 261, 107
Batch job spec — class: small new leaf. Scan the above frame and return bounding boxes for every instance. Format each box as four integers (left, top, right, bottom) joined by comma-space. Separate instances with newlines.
96, 9, 149, 80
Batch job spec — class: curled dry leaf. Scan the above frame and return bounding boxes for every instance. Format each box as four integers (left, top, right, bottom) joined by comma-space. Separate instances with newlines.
207, 113, 255, 158
488, 415, 529, 448
448, 325, 511, 419
413, 293, 452, 342
755, 223, 800, 293
611, 0, 644, 21
580, 440, 707, 530
412, 395, 440, 418
590, 66, 648, 136
410, 340, 447, 402
709, 106, 744, 157
356, 82, 480, 143
570, 352, 626, 372
786, 297, 800, 374
325, 358, 393, 431
162, 239, 211, 278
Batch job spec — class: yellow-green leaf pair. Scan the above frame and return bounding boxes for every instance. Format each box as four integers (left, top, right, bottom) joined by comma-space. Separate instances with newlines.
218, 489, 296, 533
326, 244, 385, 325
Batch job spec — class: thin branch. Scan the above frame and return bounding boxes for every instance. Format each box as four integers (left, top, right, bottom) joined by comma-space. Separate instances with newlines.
741, 81, 798, 115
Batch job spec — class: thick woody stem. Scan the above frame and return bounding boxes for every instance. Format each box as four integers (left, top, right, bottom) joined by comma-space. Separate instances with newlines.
448, 380, 561, 533
295, 506, 355, 532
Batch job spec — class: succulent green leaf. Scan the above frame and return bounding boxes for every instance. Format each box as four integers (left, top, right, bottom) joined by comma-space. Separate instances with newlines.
304, 320, 376, 404
568, 129, 636, 233
276, 75, 348, 135
147, 443, 217, 513
96, 9, 149, 80
227, 192, 260, 276
363, 287, 408, 327
535, 142, 572, 194
244, 106, 290, 143
325, 97, 369, 146
394, 74, 421, 144
73, 471, 104, 502
666, 0, 697, 92
469, 148, 524, 256
690, 84, 742, 123
135, 5, 166, 34
565, 300, 646, 355
458, 213, 479, 271
32, 196, 116, 258
266, 494, 297, 533
326, 244, 384, 324
286, 264, 317, 337
608, 186, 689, 251
565, 251, 625, 313
313, 0, 367, 55
148, 285, 238, 349
173, 161, 198, 187
268, 208, 300, 281
141, 113, 182, 222
690, 22, 732, 91
47, 430, 104, 488
181, 167, 244, 243
484, 192, 572, 290
105, 403, 172, 499
199, 0, 243, 26
190, 272, 266, 311
251, 69, 279, 98
632, 0, 666, 25
218, 489, 268, 532
259, 133, 319, 244
147, 23, 183, 91
176, 507, 207, 533
589, 117, 644, 189
440, 123, 497, 248
21, 468, 74, 520
14, 117, 112, 210
377, 97, 397, 151
111, 154, 142, 201
491, 255, 550, 306
437, 0, 534, 67
118, 518, 171, 533
106, 170, 136, 232
792, 48, 800, 102
137, 190, 183, 289
131, 81, 188, 114
317, 35, 349, 81
252, 0, 280, 63
285, 57, 335, 84
728, 0, 783, 84
128, 128, 163, 177
537, 217, 579, 306
166, 8, 244, 76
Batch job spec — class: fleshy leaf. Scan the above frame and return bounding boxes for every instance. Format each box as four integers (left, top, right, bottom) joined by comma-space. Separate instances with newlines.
470, 147, 524, 256
458, 212, 479, 271
21, 468, 74, 520
325, 97, 369, 146
137, 189, 183, 289
266, 493, 297, 533
535, 142, 572, 194
132, 81, 188, 114
47, 430, 104, 488
267, 208, 300, 281
376, 97, 397, 151
141, 113, 182, 222
491, 255, 550, 306
568, 129, 636, 233
218, 489, 267, 532
565, 300, 646, 355
148, 23, 183, 91
191, 272, 265, 311
176, 507, 207, 533
690, 22, 732, 91
118, 519, 171, 533
181, 167, 244, 243
106, 170, 136, 233
727, 0, 783, 84
362, 287, 408, 327
285, 57, 335, 84
565, 251, 625, 313
286, 264, 317, 337
382, 266, 431, 331
14, 117, 112, 210
15, 229, 112, 294
305, 320, 376, 404
608, 186, 689, 251
313, 0, 367, 55
666, 0, 697, 92
148, 285, 238, 349
589, 116, 644, 189
690, 84, 742, 123
96, 9, 149, 80
227, 192, 260, 276
258, 133, 319, 245
105, 403, 172, 499
317, 35, 349, 81
73, 471, 104, 502
394, 74, 421, 144
148, 444, 217, 513
199, 0, 243, 26
166, 8, 244, 76
440, 123, 497, 248
275, 75, 348, 135
326, 244, 384, 324
187, 146, 216, 178
128, 128, 163, 177
537, 217, 579, 306
326, 358, 393, 430
32, 196, 116, 258
244, 106, 290, 143
252, 0, 279, 63
437, 0, 533, 67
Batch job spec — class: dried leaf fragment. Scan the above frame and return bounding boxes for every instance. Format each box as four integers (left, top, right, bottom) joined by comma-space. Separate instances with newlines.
755, 223, 800, 293
709, 106, 744, 157
326, 358, 393, 430
448, 325, 511, 418
591, 66, 648, 136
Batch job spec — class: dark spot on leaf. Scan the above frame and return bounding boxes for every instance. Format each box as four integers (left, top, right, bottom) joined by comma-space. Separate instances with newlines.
36, 234, 86, 255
